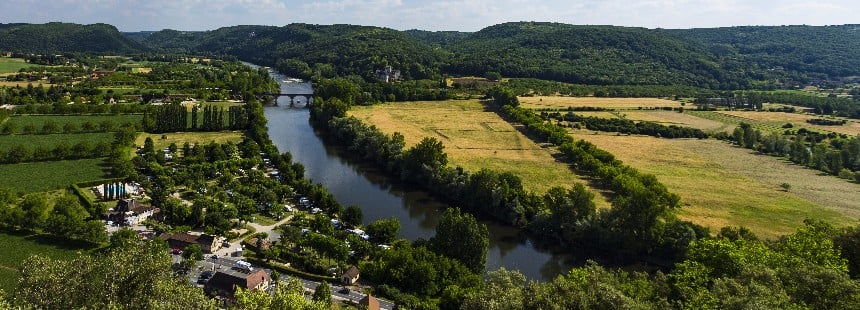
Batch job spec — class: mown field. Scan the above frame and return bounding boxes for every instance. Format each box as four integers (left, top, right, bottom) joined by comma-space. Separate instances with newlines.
134, 131, 246, 151
518, 96, 687, 110
568, 131, 858, 238
0, 132, 115, 151
0, 81, 53, 87
0, 58, 40, 74
0, 232, 97, 291
717, 111, 860, 136
349, 100, 612, 207
3, 114, 142, 134
0, 158, 111, 193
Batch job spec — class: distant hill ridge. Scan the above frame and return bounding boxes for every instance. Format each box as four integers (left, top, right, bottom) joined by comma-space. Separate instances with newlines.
4, 22, 860, 88
0, 22, 146, 54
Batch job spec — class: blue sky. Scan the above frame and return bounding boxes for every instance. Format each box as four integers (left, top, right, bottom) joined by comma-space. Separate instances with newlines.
1, 0, 857, 32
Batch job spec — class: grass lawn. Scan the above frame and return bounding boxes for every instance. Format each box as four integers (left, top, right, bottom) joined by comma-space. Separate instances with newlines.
349, 100, 612, 208
569, 131, 859, 238
0, 132, 115, 151
0, 158, 111, 194
518, 96, 688, 110
0, 231, 98, 291
4, 114, 142, 134
133, 131, 246, 151
0, 58, 41, 74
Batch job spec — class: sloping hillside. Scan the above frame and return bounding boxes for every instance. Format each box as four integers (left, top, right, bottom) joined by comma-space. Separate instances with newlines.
446, 22, 738, 87
664, 25, 860, 81
0, 22, 146, 54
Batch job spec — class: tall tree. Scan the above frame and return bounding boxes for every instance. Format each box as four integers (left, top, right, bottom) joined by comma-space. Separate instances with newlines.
430, 208, 489, 273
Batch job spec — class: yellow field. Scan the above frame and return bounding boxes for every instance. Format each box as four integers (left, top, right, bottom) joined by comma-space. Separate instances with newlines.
619, 111, 730, 132
133, 131, 245, 153
349, 100, 612, 207
717, 111, 860, 136
570, 111, 620, 119
519, 96, 686, 110
569, 130, 858, 238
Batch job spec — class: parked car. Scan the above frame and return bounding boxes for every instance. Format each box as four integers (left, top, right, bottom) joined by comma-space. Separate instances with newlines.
171, 248, 183, 255
338, 288, 350, 294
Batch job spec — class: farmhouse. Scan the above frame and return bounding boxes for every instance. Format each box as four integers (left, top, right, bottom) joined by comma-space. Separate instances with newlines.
341, 265, 360, 285
204, 268, 271, 299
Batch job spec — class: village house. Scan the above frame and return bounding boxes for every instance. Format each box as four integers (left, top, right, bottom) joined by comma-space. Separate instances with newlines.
375, 66, 401, 83
204, 268, 271, 299
105, 198, 159, 226
359, 294, 381, 310
158, 232, 223, 253
341, 265, 360, 285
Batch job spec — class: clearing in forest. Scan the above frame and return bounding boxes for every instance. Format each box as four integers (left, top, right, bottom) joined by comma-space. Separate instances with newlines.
133, 131, 246, 151
568, 130, 859, 238
349, 100, 612, 206
518, 96, 685, 110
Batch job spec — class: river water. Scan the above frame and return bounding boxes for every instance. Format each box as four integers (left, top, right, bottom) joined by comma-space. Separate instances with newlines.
258, 67, 579, 281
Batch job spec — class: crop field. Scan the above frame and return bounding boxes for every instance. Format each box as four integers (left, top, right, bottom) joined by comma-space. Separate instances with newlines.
568, 130, 858, 238
619, 111, 731, 133
349, 100, 612, 206
0, 232, 97, 291
518, 96, 686, 110
134, 131, 246, 151
0, 158, 111, 193
4, 114, 142, 134
0, 132, 115, 151
717, 111, 860, 136
0, 58, 40, 74
0, 81, 53, 87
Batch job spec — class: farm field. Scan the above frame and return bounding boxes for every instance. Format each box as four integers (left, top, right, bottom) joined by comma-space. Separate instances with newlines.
568, 130, 859, 238
0, 232, 97, 291
0, 158, 111, 193
349, 100, 612, 206
518, 96, 686, 110
717, 111, 860, 136
619, 111, 730, 133
0, 132, 114, 151
0, 81, 53, 87
133, 131, 246, 151
3, 114, 142, 134
0, 58, 40, 74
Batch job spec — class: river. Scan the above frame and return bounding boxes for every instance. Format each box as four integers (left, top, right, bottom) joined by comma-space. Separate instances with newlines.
257, 66, 579, 281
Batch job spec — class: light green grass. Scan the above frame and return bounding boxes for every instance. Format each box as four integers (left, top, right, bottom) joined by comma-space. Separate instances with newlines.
133, 131, 246, 151
0, 58, 41, 74
349, 100, 613, 207
0, 232, 98, 291
570, 132, 858, 238
4, 114, 141, 134
0, 158, 111, 194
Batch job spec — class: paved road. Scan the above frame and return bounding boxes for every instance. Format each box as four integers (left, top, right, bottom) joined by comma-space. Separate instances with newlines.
294, 278, 395, 310
245, 215, 293, 241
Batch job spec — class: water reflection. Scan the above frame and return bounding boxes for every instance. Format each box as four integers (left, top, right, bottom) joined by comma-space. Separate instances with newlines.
258, 67, 580, 281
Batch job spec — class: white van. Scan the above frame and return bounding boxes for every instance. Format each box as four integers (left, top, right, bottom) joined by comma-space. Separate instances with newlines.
235, 260, 253, 271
